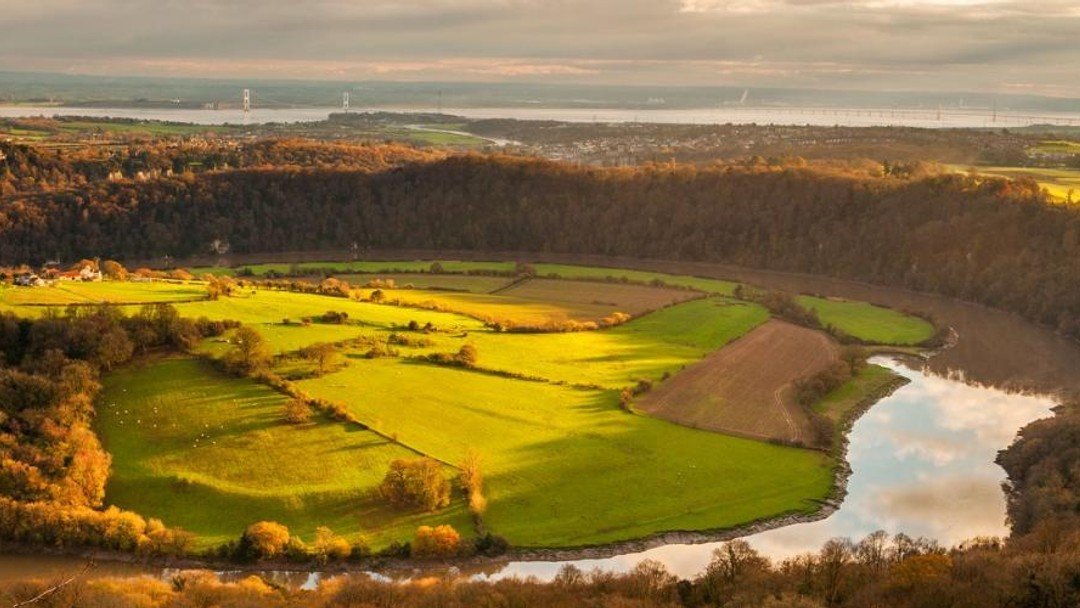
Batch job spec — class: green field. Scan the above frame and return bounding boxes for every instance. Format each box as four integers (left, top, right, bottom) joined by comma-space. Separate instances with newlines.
531, 264, 740, 295
0, 280, 206, 309
97, 357, 472, 549
798, 296, 936, 346
436, 298, 769, 388
188, 259, 742, 295
0, 269, 938, 554
813, 364, 902, 423
297, 358, 831, 547
952, 165, 1080, 203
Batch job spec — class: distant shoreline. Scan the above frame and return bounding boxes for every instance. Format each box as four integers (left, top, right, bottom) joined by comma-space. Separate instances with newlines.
3, 104, 1079, 129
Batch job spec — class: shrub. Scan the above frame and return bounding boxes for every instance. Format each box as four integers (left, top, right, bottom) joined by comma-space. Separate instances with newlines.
224, 326, 271, 375
459, 449, 486, 516
320, 310, 349, 324
283, 398, 312, 424
301, 342, 340, 375
758, 291, 821, 328
101, 260, 128, 280
455, 344, 479, 367
474, 532, 510, 557
241, 521, 291, 559
379, 458, 451, 511
411, 524, 461, 558
312, 526, 351, 563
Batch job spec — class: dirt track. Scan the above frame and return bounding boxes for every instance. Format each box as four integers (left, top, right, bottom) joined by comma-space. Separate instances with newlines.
635, 320, 840, 443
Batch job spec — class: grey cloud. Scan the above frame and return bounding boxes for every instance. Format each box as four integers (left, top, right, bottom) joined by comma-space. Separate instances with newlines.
0, 0, 1078, 96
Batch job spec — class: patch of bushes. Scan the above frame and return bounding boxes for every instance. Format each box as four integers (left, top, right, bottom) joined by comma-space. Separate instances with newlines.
282, 398, 313, 424
378, 458, 452, 512
757, 291, 822, 328
411, 524, 462, 559
320, 310, 350, 324
424, 344, 479, 368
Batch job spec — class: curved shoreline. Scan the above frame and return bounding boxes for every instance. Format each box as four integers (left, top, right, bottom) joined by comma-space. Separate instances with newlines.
5, 251, 1078, 577
0, 360, 915, 576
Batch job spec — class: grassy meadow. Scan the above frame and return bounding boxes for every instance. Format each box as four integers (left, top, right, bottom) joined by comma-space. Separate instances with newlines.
297, 358, 831, 547
96, 357, 472, 550
813, 364, 902, 424
0, 280, 206, 310
191, 259, 742, 295
0, 264, 939, 553
798, 296, 936, 346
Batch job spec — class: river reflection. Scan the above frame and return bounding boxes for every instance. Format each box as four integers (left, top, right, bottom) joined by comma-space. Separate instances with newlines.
0, 357, 1058, 585
484, 357, 1055, 580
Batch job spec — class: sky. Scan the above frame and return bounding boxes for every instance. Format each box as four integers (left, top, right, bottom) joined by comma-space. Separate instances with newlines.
2, 0, 1080, 96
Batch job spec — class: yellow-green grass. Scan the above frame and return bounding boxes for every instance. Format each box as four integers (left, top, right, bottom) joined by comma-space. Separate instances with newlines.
355, 288, 622, 327
951, 165, 1080, 203
186, 259, 742, 295
532, 264, 740, 295
797, 296, 935, 346
0, 281, 206, 307
813, 364, 902, 423
437, 298, 769, 389
297, 358, 832, 547
170, 290, 485, 330
96, 357, 472, 550
337, 273, 514, 293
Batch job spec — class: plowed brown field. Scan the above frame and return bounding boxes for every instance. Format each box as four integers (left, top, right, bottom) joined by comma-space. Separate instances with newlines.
636, 320, 840, 444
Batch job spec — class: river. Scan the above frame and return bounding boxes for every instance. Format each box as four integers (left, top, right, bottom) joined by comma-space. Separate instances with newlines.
0, 256, 1073, 585
2, 105, 1079, 129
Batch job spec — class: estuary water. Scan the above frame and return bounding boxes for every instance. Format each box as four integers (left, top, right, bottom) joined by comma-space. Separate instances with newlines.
2, 105, 1080, 128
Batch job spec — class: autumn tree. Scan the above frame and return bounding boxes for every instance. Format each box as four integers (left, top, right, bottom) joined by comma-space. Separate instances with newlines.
379, 458, 451, 511
459, 448, 486, 516
101, 260, 128, 280
225, 326, 271, 375
411, 524, 460, 558
242, 521, 291, 559
301, 342, 340, 375
455, 344, 478, 367
312, 526, 351, 563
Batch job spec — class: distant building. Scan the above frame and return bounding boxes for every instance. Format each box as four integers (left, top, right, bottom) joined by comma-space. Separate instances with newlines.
14, 273, 46, 287
55, 265, 102, 282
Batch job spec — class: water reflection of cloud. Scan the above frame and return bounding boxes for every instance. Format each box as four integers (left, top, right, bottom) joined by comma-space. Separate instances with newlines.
888, 429, 969, 466
489, 359, 1055, 580
861, 473, 1009, 542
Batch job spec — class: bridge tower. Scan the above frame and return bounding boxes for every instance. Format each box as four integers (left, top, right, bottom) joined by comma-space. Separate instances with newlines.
343, 92, 349, 113
242, 89, 251, 113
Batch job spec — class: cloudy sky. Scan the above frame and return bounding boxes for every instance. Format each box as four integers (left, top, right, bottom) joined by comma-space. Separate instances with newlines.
3, 0, 1079, 96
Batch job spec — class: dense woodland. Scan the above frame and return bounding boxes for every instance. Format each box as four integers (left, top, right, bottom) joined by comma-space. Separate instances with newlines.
2, 141, 1079, 341
0, 139, 438, 197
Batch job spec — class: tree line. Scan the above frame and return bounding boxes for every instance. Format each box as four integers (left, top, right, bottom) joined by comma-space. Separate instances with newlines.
0, 304, 235, 553
2, 148, 1078, 341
